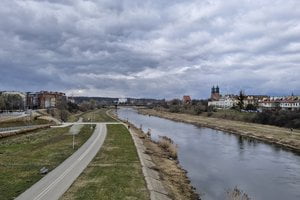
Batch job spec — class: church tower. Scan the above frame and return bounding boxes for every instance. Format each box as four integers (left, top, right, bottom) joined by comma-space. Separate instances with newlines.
216, 85, 219, 93
211, 86, 215, 94
211, 85, 221, 101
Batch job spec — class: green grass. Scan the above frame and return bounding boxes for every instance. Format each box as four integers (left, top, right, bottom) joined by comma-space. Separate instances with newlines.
0, 118, 50, 128
81, 109, 116, 122
67, 113, 83, 122
61, 124, 149, 200
67, 108, 116, 122
0, 125, 95, 200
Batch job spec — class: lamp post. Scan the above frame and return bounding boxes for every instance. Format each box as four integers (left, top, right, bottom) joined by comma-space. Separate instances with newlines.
73, 133, 75, 150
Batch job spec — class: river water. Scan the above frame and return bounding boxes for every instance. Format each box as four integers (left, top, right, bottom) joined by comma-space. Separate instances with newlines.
117, 108, 300, 200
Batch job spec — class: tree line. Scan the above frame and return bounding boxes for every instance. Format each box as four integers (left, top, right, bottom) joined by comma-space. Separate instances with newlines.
51, 99, 108, 122
148, 97, 300, 129
0, 94, 24, 111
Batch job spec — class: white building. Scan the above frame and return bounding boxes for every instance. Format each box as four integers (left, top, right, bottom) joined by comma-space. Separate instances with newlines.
118, 98, 128, 104
208, 96, 236, 109
280, 101, 300, 110
258, 96, 300, 111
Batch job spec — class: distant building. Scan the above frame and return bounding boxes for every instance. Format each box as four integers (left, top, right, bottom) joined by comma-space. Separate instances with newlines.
26, 92, 39, 109
208, 95, 235, 109
182, 96, 192, 104
242, 95, 269, 107
208, 86, 269, 109
27, 91, 66, 109
118, 98, 128, 104
211, 86, 221, 101
258, 96, 300, 111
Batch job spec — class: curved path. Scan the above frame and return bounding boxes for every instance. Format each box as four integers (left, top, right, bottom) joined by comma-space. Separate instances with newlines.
16, 123, 108, 200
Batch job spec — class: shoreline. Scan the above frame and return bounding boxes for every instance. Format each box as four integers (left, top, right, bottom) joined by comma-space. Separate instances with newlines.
137, 108, 300, 154
108, 110, 200, 200
129, 123, 200, 200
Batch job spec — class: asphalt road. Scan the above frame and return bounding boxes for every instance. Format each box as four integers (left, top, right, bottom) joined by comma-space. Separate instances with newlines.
16, 123, 107, 200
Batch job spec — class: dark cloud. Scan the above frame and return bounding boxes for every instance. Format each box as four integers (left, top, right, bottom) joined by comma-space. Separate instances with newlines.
0, 0, 299, 98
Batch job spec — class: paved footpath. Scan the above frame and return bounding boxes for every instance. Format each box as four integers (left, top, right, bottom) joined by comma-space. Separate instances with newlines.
16, 123, 108, 200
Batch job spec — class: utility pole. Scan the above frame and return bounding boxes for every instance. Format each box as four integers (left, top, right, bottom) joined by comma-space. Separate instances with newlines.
73, 134, 75, 150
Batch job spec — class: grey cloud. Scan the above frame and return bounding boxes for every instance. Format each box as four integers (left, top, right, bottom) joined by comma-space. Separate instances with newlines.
0, 0, 299, 98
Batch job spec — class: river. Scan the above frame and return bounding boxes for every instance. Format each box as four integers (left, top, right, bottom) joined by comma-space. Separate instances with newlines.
117, 108, 300, 200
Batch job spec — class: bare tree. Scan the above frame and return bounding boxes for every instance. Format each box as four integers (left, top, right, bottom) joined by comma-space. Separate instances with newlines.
237, 90, 246, 110
0, 95, 5, 111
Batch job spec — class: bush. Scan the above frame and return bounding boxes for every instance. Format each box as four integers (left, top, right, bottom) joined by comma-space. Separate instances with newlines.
169, 105, 180, 113
252, 110, 300, 128
60, 110, 69, 122
67, 102, 79, 113
157, 136, 178, 159
227, 187, 250, 200
207, 112, 213, 117
245, 104, 257, 111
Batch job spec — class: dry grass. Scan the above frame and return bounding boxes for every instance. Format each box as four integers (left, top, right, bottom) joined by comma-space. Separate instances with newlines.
129, 124, 200, 200
227, 187, 251, 200
157, 136, 178, 160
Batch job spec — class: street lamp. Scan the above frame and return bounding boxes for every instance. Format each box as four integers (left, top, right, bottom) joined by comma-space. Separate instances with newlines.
73, 133, 75, 150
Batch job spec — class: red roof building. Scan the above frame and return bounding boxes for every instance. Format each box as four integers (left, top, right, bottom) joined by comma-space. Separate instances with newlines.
182, 95, 192, 104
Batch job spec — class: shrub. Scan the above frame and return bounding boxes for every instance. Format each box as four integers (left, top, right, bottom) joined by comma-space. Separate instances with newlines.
157, 136, 178, 159
227, 187, 250, 200
245, 104, 257, 111
169, 105, 180, 113
207, 112, 213, 117
252, 110, 300, 128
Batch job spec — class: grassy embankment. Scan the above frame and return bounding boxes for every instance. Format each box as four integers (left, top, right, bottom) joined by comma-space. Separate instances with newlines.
81, 109, 117, 122
139, 108, 300, 152
66, 108, 118, 123
61, 124, 149, 200
0, 125, 95, 200
0, 118, 51, 128
67, 112, 84, 122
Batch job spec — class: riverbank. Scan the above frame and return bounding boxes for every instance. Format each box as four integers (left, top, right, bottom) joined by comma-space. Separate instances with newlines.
131, 123, 200, 200
109, 110, 200, 200
138, 108, 300, 153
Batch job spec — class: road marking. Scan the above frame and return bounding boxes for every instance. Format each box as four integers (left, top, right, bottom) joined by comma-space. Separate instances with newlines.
33, 125, 103, 200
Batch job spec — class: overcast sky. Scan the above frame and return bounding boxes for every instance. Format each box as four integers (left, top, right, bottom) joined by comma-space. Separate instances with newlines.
0, 0, 299, 99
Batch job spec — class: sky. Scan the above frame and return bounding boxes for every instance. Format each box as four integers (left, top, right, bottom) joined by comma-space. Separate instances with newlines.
0, 0, 300, 99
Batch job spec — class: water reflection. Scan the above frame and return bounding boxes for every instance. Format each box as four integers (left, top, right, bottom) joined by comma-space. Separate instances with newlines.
117, 108, 300, 200
238, 136, 245, 150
